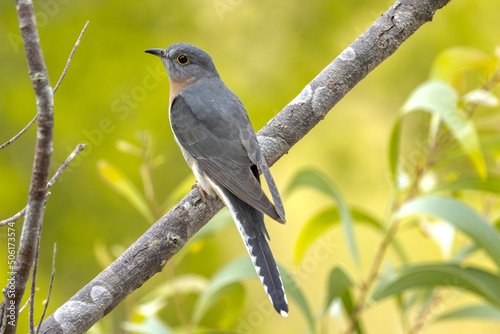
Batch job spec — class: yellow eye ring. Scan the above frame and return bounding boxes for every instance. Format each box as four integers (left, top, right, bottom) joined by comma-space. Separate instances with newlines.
177, 54, 189, 65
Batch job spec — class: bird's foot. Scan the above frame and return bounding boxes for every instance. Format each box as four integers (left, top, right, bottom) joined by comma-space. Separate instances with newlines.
192, 181, 206, 200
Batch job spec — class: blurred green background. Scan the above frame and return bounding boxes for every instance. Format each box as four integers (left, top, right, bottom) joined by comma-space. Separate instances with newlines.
1, 0, 500, 333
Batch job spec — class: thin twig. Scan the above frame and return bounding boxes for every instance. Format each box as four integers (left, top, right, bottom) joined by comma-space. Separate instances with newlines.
18, 299, 30, 314
29, 224, 43, 334
0, 115, 38, 151
36, 243, 56, 334
0, 21, 88, 152
3, 0, 55, 328
0, 208, 28, 227
408, 293, 442, 334
46, 144, 87, 188
344, 221, 400, 334
0, 144, 86, 227
53, 21, 89, 94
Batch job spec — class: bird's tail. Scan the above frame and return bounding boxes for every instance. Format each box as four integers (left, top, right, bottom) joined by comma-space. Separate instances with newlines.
215, 185, 288, 317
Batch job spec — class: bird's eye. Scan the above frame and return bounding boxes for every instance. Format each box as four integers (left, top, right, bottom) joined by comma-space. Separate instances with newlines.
177, 54, 189, 65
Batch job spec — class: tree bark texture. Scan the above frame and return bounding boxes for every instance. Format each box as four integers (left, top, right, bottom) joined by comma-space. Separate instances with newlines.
1, 0, 54, 333
38, 0, 451, 332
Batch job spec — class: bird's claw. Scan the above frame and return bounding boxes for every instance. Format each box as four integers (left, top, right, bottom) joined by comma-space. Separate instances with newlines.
192, 181, 206, 200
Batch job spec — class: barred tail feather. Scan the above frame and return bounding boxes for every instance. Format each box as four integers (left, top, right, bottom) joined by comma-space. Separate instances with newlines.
209, 180, 288, 316
244, 224, 289, 317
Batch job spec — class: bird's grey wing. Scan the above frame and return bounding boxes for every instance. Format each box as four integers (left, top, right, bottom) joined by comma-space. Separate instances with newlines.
170, 91, 283, 222
240, 126, 286, 222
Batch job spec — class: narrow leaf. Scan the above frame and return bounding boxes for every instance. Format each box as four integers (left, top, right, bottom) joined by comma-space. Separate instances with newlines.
431, 175, 500, 195
191, 257, 255, 325
395, 196, 500, 268
193, 257, 315, 332
139, 274, 208, 305
436, 304, 500, 322
116, 139, 142, 157
388, 118, 402, 183
294, 207, 339, 265
295, 207, 407, 265
430, 47, 495, 89
214, 283, 247, 329
372, 264, 500, 307
122, 316, 172, 334
280, 265, 316, 333
97, 159, 154, 222
463, 89, 499, 107
286, 168, 359, 265
401, 80, 487, 179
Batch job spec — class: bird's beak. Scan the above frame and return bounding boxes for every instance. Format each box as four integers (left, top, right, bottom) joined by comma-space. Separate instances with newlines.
145, 48, 165, 57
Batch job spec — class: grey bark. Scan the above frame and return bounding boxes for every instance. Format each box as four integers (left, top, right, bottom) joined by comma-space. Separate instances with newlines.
1, 1, 54, 333
35, 0, 450, 332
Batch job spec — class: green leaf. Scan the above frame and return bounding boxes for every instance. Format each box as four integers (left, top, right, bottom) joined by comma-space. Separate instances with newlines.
191, 257, 256, 325
431, 175, 500, 195
436, 304, 500, 322
401, 80, 487, 179
372, 264, 500, 307
463, 89, 499, 108
429, 47, 495, 89
116, 139, 143, 157
294, 207, 339, 264
432, 135, 500, 171
139, 274, 208, 307
452, 244, 478, 264
286, 168, 359, 265
122, 316, 172, 334
280, 265, 315, 333
388, 118, 402, 184
97, 159, 155, 223
294, 206, 408, 265
192, 257, 315, 332
192, 331, 245, 334
395, 196, 500, 268
325, 267, 363, 334
213, 283, 247, 329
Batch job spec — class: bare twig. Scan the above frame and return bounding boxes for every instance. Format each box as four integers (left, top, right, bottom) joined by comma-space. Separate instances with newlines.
344, 222, 400, 334
0, 115, 38, 151
46, 144, 87, 188
29, 223, 44, 334
0, 21, 88, 152
1, 1, 55, 332
53, 21, 89, 94
408, 293, 442, 334
38, 1, 452, 332
36, 243, 57, 334
0, 209, 28, 227
0, 144, 87, 228
18, 300, 29, 314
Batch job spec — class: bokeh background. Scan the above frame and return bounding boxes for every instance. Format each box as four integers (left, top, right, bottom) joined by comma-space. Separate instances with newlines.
1, 0, 500, 333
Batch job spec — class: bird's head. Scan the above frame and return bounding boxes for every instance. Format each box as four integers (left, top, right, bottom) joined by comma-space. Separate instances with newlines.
145, 43, 219, 84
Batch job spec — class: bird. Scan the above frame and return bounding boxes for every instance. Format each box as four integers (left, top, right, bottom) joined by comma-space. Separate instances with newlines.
145, 43, 288, 317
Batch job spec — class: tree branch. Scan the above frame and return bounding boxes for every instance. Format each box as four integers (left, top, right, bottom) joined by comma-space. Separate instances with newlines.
52, 21, 89, 94
0, 20, 87, 155
1, 0, 54, 333
0, 115, 37, 151
0, 144, 87, 228
38, 0, 451, 332
36, 243, 57, 334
